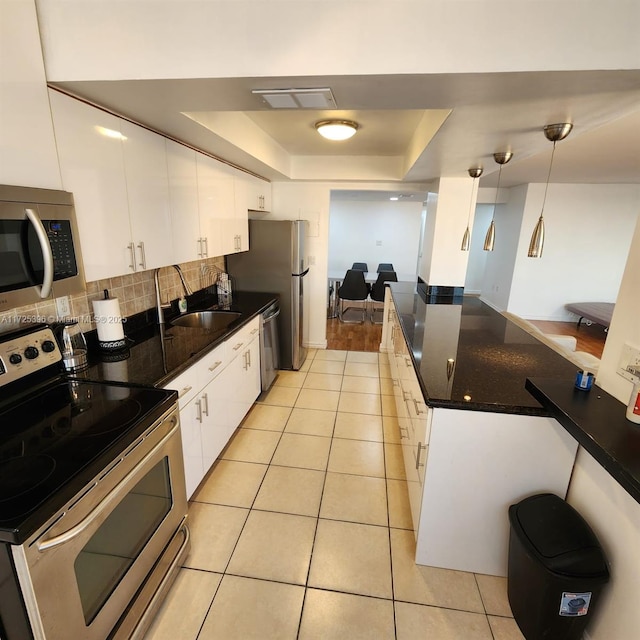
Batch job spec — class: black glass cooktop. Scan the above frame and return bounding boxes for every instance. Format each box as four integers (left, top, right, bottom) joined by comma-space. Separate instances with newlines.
0, 379, 176, 544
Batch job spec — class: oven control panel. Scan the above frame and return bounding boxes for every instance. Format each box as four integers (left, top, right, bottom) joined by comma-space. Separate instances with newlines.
0, 327, 61, 388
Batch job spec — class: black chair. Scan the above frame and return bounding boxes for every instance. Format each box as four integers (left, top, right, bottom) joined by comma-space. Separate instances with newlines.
369, 271, 397, 323
351, 262, 368, 272
337, 269, 370, 323
376, 263, 394, 273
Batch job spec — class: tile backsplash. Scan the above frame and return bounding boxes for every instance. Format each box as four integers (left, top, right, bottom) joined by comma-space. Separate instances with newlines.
0, 256, 226, 333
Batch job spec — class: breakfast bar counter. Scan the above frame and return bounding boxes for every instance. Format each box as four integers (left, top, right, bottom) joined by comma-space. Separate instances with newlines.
387, 282, 579, 415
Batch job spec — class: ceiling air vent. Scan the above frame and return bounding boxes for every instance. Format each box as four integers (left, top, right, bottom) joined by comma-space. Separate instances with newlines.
251, 88, 336, 109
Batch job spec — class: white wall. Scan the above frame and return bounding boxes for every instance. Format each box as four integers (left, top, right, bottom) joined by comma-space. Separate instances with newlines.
37, 1, 640, 81
564, 213, 640, 640
507, 184, 639, 320
328, 199, 422, 276
464, 204, 493, 294
480, 185, 526, 311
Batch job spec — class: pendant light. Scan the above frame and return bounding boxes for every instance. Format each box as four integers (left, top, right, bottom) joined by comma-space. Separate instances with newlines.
483, 151, 513, 251
527, 122, 573, 258
461, 167, 483, 251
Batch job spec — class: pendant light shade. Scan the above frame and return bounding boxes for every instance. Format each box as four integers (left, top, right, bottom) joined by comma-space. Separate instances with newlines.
527, 123, 573, 258
461, 166, 483, 251
483, 151, 513, 252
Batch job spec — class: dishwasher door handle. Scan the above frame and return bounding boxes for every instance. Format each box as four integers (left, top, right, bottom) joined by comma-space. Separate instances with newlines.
263, 308, 280, 323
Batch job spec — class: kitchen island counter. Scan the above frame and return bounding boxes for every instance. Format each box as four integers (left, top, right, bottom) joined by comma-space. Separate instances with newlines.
388, 282, 579, 415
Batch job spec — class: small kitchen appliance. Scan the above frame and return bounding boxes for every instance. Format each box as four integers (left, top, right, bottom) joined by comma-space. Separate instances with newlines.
0, 185, 86, 312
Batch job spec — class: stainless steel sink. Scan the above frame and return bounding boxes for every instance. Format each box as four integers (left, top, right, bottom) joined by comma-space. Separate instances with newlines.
170, 310, 242, 330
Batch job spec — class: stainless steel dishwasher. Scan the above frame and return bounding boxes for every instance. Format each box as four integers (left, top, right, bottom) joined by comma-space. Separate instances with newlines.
260, 301, 280, 390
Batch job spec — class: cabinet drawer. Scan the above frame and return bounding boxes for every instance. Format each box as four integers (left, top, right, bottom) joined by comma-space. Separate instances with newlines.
164, 366, 200, 410
225, 317, 260, 359
164, 341, 226, 408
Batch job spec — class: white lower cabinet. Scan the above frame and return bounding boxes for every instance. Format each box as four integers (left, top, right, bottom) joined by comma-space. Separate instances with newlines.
164, 317, 261, 498
384, 296, 579, 577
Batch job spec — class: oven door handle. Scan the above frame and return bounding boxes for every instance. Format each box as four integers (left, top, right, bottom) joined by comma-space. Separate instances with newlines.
36, 416, 179, 553
25, 208, 54, 299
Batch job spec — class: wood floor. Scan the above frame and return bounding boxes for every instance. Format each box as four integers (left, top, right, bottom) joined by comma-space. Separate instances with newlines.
528, 319, 607, 359
326, 316, 607, 358
326, 317, 382, 352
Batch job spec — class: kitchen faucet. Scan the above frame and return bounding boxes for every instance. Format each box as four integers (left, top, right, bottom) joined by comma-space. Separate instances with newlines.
154, 265, 193, 324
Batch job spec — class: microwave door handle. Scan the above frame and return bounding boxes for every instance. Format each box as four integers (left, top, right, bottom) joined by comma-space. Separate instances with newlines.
25, 208, 54, 299
36, 415, 179, 552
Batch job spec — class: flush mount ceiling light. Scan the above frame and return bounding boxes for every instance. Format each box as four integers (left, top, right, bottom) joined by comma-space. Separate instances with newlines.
315, 120, 359, 141
483, 151, 513, 252
528, 123, 573, 258
461, 167, 483, 251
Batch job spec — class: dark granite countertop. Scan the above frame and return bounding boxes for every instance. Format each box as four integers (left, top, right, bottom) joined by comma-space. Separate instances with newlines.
389, 282, 579, 415
526, 377, 640, 504
80, 291, 278, 388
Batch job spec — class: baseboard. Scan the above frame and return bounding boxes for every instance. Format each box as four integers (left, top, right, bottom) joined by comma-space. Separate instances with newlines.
478, 296, 504, 313
306, 340, 328, 349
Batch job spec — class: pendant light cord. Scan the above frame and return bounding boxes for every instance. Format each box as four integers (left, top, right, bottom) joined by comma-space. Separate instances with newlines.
492, 164, 503, 221
539, 140, 557, 218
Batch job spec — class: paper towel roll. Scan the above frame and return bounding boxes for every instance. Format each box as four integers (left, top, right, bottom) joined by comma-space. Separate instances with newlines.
92, 297, 125, 344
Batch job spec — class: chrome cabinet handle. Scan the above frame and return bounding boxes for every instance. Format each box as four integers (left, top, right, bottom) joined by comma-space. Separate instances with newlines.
246, 349, 251, 367
202, 393, 209, 417
203, 237, 209, 258
250, 327, 259, 336
195, 398, 202, 423
178, 385, 193, 398
399, 425, 409, 440
208, 360, 222, 372
137, 241, 147, 269
25, 208, 54, 298
243, 350, 249, 370
413, 398, 427, 415
402, 390, 412, 402
416, 442, 427, 469
197, 237, 203, 258
405, 357, 412, 368
36, 418, 179, 551
128, 242, 137, 271
232, 342, 244, 351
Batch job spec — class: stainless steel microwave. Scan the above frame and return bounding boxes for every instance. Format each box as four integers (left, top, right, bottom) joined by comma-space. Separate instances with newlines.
0, 185, 86, 312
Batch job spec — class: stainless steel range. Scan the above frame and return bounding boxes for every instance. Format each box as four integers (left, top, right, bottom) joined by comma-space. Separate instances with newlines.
0, 322, 189, 640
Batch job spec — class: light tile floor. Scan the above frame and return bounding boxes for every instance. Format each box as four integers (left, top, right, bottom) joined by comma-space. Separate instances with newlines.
144, 349, 525, 640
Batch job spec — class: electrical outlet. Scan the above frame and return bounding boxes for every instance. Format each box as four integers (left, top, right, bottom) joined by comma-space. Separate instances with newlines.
55, 296, 71, 319
376, 240, 382, 246
618, 342, 640, 382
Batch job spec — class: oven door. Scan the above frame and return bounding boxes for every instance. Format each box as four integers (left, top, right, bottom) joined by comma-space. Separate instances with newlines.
12, 407, 187, 640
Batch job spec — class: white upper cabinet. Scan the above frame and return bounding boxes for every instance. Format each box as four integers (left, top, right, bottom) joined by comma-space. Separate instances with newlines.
196, 154, 233, 259
166, 140, 201, 264
1, 1, 61, 189
120, 121, 172, 271
49, 90, 131, 281
245, 175, 272, 213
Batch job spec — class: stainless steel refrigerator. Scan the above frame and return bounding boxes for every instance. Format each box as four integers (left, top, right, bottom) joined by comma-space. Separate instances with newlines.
227, 219, 309, 370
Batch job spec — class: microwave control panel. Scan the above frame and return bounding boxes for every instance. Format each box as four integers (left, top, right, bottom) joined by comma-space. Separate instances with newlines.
45, 220, 79, 279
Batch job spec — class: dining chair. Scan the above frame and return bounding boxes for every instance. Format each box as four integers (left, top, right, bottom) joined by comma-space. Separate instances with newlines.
369, 270, 398, 323
376, 263, 394, 273
337, 269, 370, 323
351, 262, 368, 272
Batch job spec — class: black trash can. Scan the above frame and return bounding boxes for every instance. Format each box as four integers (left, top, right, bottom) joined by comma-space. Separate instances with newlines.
508, 493, 609, 640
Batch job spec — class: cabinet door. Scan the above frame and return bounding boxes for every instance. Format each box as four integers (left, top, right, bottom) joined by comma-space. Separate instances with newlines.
196, 154, 232, 258
120, 121, 172, 271
200, 372, 231, 470
226, 334, 261, 431
1, 5, 60, 189
180, 395, 205, 498
243, 174, 271, 213
166, 140, 201, 264
49, 91, 131, 281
